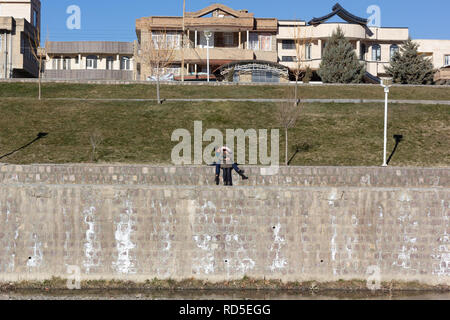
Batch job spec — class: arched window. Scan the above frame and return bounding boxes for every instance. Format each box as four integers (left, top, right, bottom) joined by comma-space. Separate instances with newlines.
372, 44, 381, 61
120, 56, 131, 70
390, 44, 399, 60
106, 56, 114, 70
86, 55, 98, 69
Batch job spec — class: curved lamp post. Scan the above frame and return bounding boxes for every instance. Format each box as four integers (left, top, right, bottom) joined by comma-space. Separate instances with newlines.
380, 78, 393, 167
204, 31, 212, 82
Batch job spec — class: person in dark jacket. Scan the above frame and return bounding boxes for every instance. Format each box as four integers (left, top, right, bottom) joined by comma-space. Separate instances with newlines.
214, 146, 248, 185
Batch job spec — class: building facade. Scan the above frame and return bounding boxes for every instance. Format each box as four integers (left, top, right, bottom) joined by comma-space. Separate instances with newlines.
0, 0, 41, 78
135, 3, 288, 82
2, 2, 449, 83
43, 41, 138, 80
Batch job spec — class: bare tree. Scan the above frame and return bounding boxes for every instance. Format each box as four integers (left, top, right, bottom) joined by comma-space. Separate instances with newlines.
293, 24, 309, 106
89, 130, 104, 162
28, 28, 46, 100
277, 89, 303, 166
140, 29, 176, 104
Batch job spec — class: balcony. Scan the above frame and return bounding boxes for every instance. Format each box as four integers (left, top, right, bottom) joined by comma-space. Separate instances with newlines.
182, 47, 255, 64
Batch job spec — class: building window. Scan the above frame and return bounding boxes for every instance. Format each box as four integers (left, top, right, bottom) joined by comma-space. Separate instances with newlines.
75, 56, 79, 64
152, 32, 181, 49
305, 43, 312, 60
360, 43, 366, 60
282, 40, 295, 50
259, 34, 272, 51
252, 70, 279, 83
86, 55, 98, 69
223, 32, 234, 47
120, 56, 131, 70
249, 33, 259, 50
52, 57, 61, 70
281, 56, 296, 62
444, 55, 450, 66
106, 56, 114, 70
372, 44, 381, 61
390, 44, 399, 60
63, 57, 71, 70
249, 33, 272, 51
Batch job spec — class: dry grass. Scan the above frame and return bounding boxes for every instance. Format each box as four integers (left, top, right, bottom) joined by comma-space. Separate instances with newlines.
0, 98, 448, 166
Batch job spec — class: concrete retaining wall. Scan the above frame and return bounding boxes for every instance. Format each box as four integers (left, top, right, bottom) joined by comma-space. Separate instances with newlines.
0, 165, 448, 286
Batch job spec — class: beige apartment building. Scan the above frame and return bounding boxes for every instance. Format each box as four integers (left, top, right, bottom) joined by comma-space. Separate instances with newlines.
43, 41, 138, 80
0, 0, 41, 78
277, 4, 410, 80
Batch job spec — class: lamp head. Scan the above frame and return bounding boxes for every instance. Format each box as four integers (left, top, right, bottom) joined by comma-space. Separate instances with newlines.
204, 31, 212, 39
394, 134, 403, 143
380, 77, 393, 88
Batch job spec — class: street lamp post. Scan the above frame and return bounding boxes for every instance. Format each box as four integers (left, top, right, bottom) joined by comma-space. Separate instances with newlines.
380, 78, 393, 167
204, 31, 212, 82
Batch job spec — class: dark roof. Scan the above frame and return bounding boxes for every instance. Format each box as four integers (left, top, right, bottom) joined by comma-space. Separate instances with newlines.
308, 3, 368, 26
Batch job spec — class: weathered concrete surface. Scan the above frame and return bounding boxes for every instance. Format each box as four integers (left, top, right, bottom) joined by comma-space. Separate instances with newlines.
0, 165, 448, 286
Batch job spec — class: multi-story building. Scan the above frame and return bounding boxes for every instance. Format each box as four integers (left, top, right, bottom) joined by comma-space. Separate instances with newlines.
277, 4, 410, 80
136, 3, 290, 82
3, 2, 449, 83
415, 39, 450, 84
0, 0, 41, 78
43, 41, 138, 80
135, 3, 449, 83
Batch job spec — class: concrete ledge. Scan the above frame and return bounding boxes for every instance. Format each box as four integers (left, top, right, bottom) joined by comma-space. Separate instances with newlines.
0, 164, 447, 188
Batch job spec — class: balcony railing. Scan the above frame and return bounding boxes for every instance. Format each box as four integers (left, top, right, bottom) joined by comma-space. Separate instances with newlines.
43, 70, 134, 80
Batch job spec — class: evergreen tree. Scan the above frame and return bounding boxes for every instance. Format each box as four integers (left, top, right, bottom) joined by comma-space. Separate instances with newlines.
386, 39, 435, 85
318, 27, 365, 83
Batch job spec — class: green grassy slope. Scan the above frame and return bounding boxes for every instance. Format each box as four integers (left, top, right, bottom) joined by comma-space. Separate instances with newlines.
0, 98, 448, 166
1, 82, 450, 100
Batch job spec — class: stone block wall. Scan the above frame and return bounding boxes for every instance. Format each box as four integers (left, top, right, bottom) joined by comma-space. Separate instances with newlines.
0, 164, 448, 285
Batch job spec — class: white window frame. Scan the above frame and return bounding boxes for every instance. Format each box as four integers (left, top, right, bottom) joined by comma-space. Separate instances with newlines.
305, 43, 312, 60
106, 56, 114, 70
444, 55, 450, 67
86, 55, 98, 69
390, 44, 399, 60
372, 44, 381, 62
120, 56, 131, 70
63, 57, 71, 70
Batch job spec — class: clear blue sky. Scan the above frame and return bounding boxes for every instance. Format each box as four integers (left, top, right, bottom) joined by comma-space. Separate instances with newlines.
41, 0, 449, 42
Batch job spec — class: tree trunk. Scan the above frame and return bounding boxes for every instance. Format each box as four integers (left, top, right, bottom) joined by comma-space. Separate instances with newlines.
285, 128, 288, 166
294, 74, 299, 106
156, 65, 161, 104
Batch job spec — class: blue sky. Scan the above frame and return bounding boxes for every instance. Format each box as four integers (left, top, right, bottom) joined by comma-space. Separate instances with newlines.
41, 0, 449, 42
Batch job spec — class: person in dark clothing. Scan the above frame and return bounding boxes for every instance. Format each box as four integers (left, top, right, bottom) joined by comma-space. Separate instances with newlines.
214, 146, 248, 185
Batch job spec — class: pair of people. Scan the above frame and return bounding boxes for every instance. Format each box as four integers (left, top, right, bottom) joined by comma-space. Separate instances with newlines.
214, 146, 248, 186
